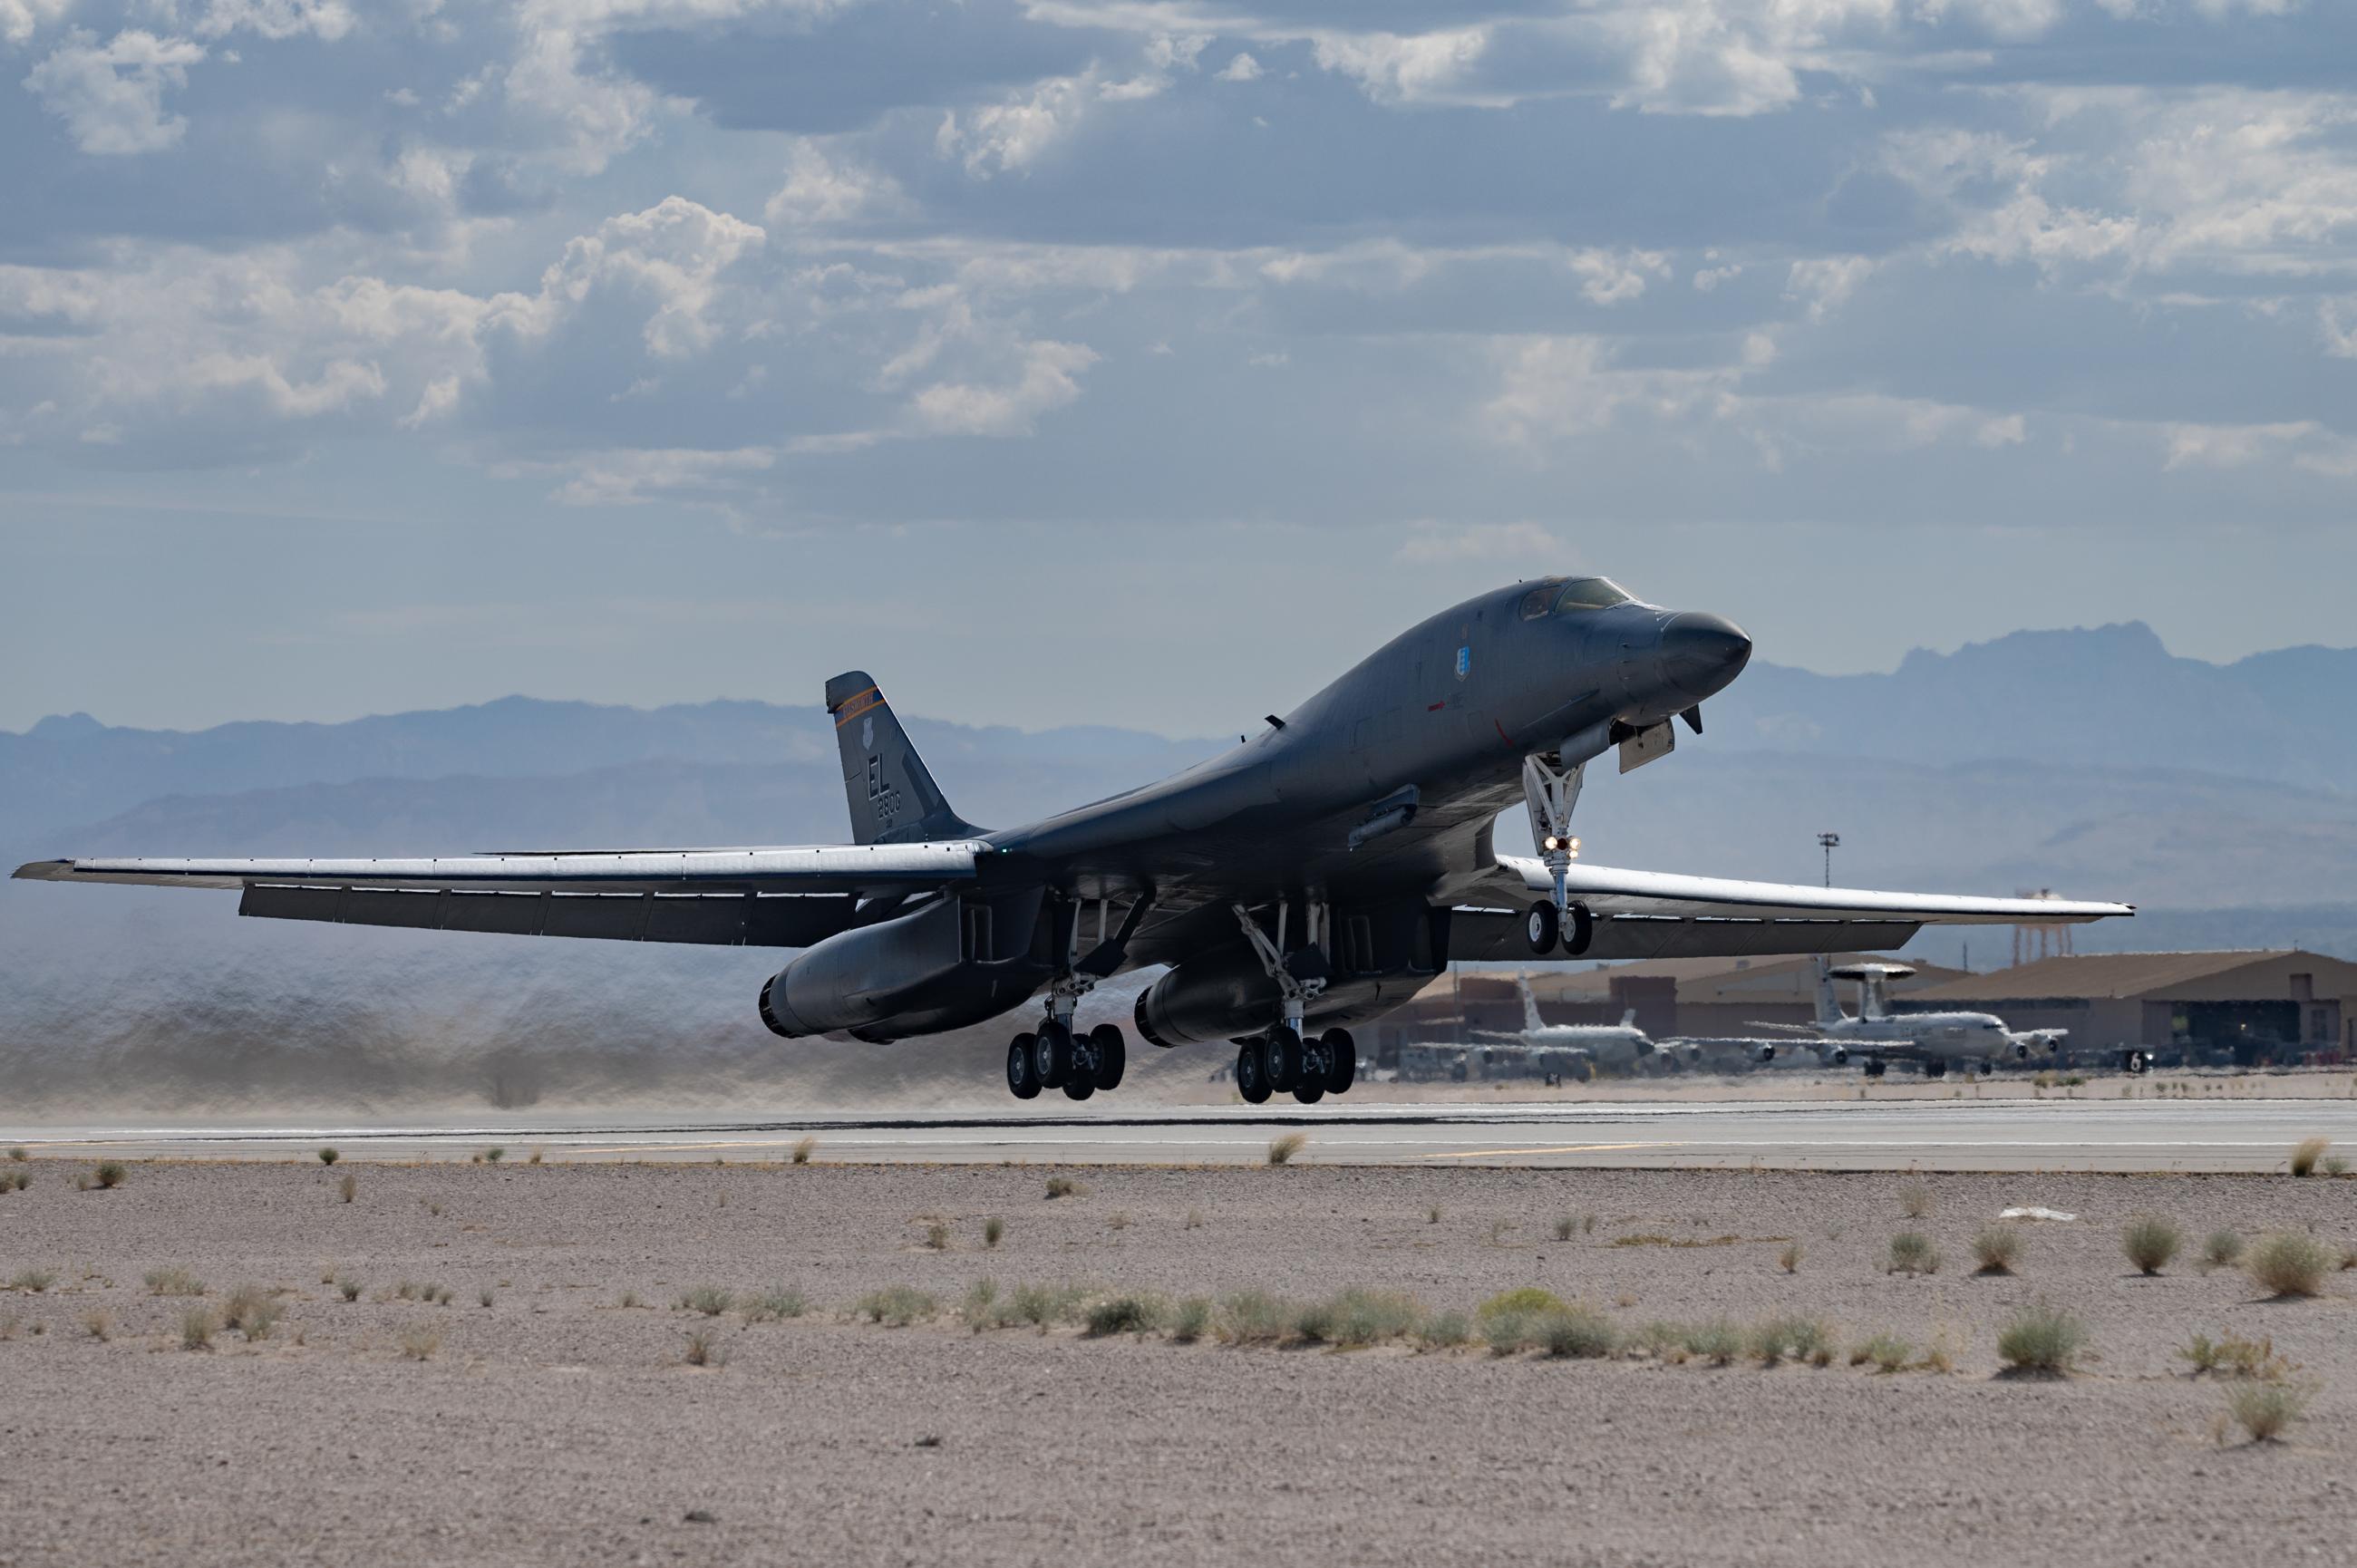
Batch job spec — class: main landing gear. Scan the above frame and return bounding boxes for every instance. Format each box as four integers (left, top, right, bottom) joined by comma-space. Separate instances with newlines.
1006, 1020, 1127, 1101
1235, 1027, 1358, 1106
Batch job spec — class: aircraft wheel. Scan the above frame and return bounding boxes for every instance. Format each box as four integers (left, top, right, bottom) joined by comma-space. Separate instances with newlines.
1006, 1032, 1042, 1100
1865, 1060, 1886, 1079
1237, 1040, 1272, 1104
1570, 1059, 1594, 1084
1033, 1021, 1073, 1089
1926, 1060, 1948, 1079
1321, 1029, 1357, 1094
1264, 1026, 1302, 1093
1566, 901, 1596, 956
1090, 1024, 1126, 1091
1524, 901, 1559, 954
1062, 1070, 1095, 1101
1293, 1078, 1325, 1105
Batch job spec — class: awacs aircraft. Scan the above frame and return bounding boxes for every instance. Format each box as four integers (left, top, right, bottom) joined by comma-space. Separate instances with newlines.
1751, 960, 2075, 1079
15, 576, 2132, 1107
1465, 972, 1659, 1081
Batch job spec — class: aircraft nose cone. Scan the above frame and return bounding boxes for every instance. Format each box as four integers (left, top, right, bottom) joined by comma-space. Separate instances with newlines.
1659, 611, 1751, 700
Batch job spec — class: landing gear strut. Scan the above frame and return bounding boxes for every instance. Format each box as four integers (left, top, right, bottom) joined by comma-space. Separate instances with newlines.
1005, 895, 1149, 1101
1229, 902, 1359, 1106
1522, 750, 1596, 955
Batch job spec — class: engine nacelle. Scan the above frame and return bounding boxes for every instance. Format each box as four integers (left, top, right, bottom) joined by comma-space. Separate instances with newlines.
1133, 942, 1278, 1050
1755, 1043, 1776, 1064
1824, 1045, 1848, 1066
759, 894, 1037, 1042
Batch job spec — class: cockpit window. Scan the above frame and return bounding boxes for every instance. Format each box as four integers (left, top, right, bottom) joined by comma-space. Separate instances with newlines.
1554, 577, 1632, 613
1518, 581, 1566, 620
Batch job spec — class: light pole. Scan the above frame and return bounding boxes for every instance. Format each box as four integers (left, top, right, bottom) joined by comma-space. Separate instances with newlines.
1817, 831, 1840, 888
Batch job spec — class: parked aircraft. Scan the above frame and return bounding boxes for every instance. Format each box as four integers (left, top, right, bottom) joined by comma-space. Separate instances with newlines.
1751, 960, 2074, 1079
16, 576, 2133, 1105
1464, 972, 1658, 1080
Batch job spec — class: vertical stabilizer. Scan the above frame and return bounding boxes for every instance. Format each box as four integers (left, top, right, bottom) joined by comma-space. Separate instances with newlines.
1517, 971, 1545, 1034
824, 672, 977, 845
1814, 957, 1840, 1026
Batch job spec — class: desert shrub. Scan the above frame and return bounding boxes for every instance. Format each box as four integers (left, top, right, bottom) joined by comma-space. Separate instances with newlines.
1638, 1321, 1689, 1362
1185, 1210, 1204, 1230
2226, 1380, 2310, 1442
1416, 1309, 1472, 1349
957, 1280, 1000, 1332
1306, 1288, 1421, 1348
337, 1278, 361, 1302
683, 1330, 724, 1368
1856, 1332, 1911, 1373
985, 1217, 1004, 1249
2245, 1232, 2333, 1298
1898, 1180, 1932, 1219
144, 1267, 204, 1297
790, 1136, 816, 1165
398, 1324, 442, 1361
1478, 1286, 1566, 1321
1779, 1242, 1803, 1274
744, 1287, 808, 1323
1886, 1232, 1940, 1275
529, 1149, 543, 1165
1085, 1295, 1168, 1337
620, 1291, 643, 1310
855, 1285, 936, 1326
678, 1286, 735, 1317
1482, 1311, 1535, 1355
1996, 1301, 2088, 1375
1973, 1226, 2022, 1275
1169, 1296, 1214, 1343
483, 1147, 503, 1165
1043, 1176, 1082, 1199
1266, 1132, 1307, 1166
1750, 1314, 1831, 1366
2202, 1230, 2244, 1272
2122, 1215, 2182, 1275
2179, 1331, 2277, 1379
1536, 1302, 1620, 1359
180, 1307, 217, 1350
2289, 1137, 2329, 1177
1427, 1205, 1442, 1224
1554, 1215, 1577, 1242
317, 1147, 338, 1166
338, 1173, 356, 1204
1004, 1282, 1076, 1328
5, 1147, 23, 1162
92, 1161, 127, 1189
478, 1287, 495, 1309
923, 1220, 950, 1251
220, 1284, 275, 1334
9, 1267, 57, 1292
82, 1308, 112, 1341
1217, 1290, 1290, 1346
1683, 1318, 1744, 1365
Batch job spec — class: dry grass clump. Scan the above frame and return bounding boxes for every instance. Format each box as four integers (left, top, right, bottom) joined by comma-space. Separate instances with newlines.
790, 1136, 817, 1165
1010, 1282, 1084, 1328
1778, 1241, 1803, 1273
1554, 1215, 1578, 1242
398, 1324, 442, 1361
7, 1171, 28, 1193
221, 1284, 280, 1341
2178, 1331, 2279, 1379
678, 1286, 735, 1317
1886, 1232, 1940, 1275
1897, 1179, 1932, 1219
1751, 1315, 1835, 1367
1416, 1309, 1473, 1349
855, 1285, 936, 1326
9, 1266, 58, 1292
683, 1330, 725, 1368
1682, 1317, 1745, 1366
1293, 1288, 1422, 1349
484, 1147, 505, 1164
1266, 1132, 1308, 1166
1854, 1332, 1912, 1373
338, 1172, 356, 1204
1107, 1211, 1130, 1233
477, 1286, 495, 1309
2225, 1380, 2311, 1443
1084, 1294, 1169, 1337
1427, 1205, 1442, 1224
984, 1216, 1004, 1249
144, 1267, 205, 1297
1169, 1296, 1214, 1343
742, 1287, 808, 1323
2245, 1232, 2333, 1298
1996, 1301, 2088, 1376
1043, 1175, 1083, 1199
2201, 1230, 2244, 1273
82, 1308, 112, 1341
1532, 1302, 1620, 1360
2288, 1137, 2329, 1177
1216, 1290, 1291, 1346
958, 1280, 1001, 1332
317, 1147, 338, 1165
1477, 1286, 1565, 1321
922, 1219, 951, 1251
337, 1277, 362, 1302
2122, 1215, 2182, 1276
180, 1307, 217, 1350
1973, 1225, 2022, 1275
5, 1147, 24, 1162
89, 1161, 128, 1190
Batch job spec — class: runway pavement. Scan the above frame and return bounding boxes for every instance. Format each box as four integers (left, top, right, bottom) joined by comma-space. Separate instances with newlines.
9, 1094, 2357, 1170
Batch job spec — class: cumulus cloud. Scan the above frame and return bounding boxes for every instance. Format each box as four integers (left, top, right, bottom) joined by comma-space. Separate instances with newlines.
910, 338, 1097, 436
1310, 27, 1488, 105
936, 73, 1093, 177
1216, 50, 1262, 82
764, 140, 904, 227
1784, 256, 1875, 322
23, 28, 207, 155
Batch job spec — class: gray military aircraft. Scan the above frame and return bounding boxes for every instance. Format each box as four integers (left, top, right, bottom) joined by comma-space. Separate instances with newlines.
1751, 959, 2071, 1079
15, 576, 2133, 1106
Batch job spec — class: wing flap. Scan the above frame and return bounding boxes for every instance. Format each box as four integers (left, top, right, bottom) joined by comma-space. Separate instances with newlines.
1450, 907, 1925, 963
237, 883, 857, 948
1485, 857, 2132, 924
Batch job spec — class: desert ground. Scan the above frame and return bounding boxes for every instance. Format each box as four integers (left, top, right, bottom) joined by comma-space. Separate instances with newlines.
3, 1152, 2353, 1567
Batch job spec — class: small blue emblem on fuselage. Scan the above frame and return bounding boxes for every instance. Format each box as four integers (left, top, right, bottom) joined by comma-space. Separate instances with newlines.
1455, 645, 1471, 681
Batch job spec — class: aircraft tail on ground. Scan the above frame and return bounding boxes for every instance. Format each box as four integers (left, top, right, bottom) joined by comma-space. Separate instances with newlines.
1516, 971, 1545, 1034
1814, 957, 1841, 1027
825, 672, 978, 846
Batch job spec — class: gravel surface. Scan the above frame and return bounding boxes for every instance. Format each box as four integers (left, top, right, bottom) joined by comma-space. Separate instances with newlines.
3, 1157, 2353, 1566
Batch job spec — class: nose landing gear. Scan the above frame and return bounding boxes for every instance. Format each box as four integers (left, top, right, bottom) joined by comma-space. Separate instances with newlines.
1522, 750, 1597, 955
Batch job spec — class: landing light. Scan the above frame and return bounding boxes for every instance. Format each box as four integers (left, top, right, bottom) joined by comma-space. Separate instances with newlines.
1543, 836, 1580, 857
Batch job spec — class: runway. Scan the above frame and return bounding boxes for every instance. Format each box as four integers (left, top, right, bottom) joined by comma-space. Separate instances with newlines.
10, 1094, 2356, 1171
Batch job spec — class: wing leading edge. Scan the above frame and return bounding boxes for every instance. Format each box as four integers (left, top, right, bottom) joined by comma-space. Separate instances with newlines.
1449, 857, 2131, 964
12, 843, 992, 950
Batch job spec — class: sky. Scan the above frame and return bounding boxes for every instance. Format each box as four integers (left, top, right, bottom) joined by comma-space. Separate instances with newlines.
3, 0, 2353, 738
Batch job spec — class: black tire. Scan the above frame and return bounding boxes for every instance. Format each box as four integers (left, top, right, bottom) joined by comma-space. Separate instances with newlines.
1090, 1024, 1126, 1091
1570, 1059, 1594, 1084
1237, 1040, 1272, 1104
1007, 1032, 1041, 1100
1566, 902, 1595, 957
1321, 1029, 1357, 1094
1062, 1071, 1095, 1101
1293, 1078, 1325, 1105
1264, 1026, 1301, 1092
1034, 1021, 1073, 1089
1524, 900, 1559, 954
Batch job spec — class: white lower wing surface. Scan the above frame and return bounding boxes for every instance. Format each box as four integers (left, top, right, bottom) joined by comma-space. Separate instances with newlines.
13, 842, 988, 894
1486, 857, 2132, 924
